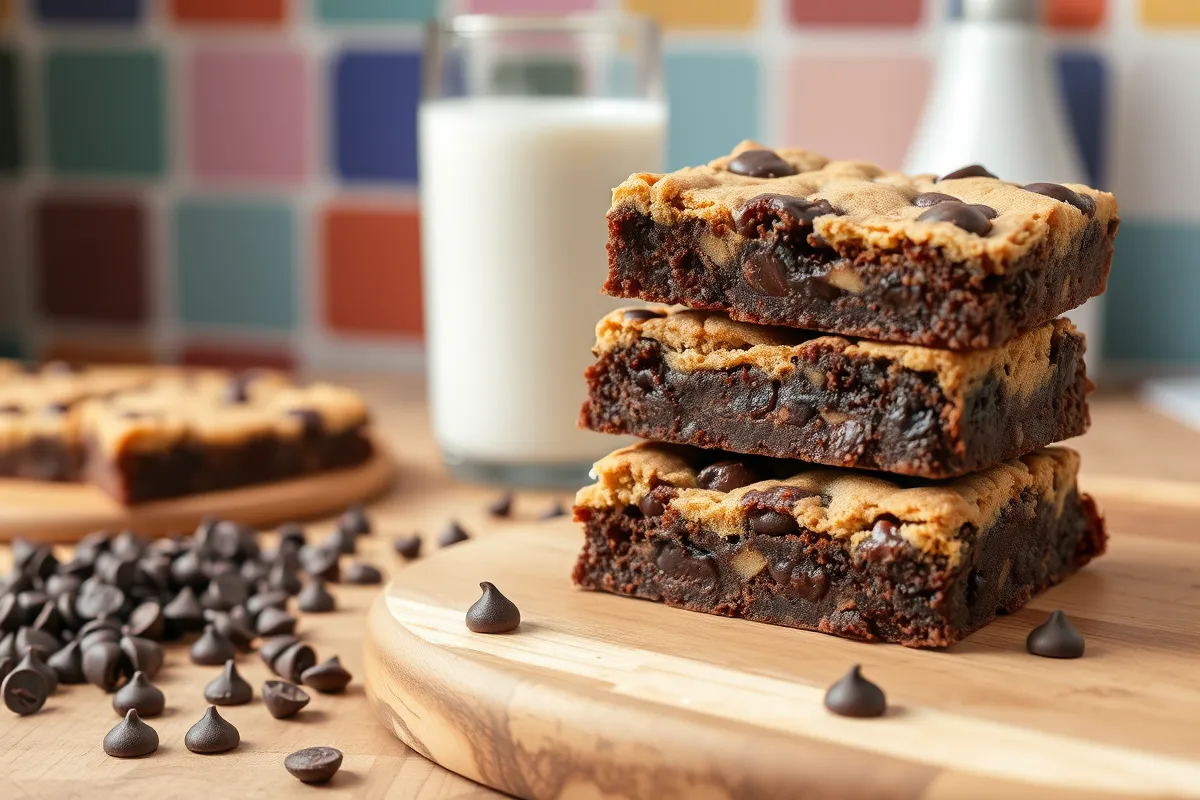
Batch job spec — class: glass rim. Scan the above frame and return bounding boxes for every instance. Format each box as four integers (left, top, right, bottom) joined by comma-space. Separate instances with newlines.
431, 12, 658, 38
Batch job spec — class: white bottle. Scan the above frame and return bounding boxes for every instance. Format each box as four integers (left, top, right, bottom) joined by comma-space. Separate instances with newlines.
904, 0, 1103, 371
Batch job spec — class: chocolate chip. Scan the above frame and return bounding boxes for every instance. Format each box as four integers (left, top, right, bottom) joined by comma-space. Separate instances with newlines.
244, 590, 288, 621
741, 250, 790, 296
112, 671, 165, 717
733, 194, 839, 240
939, 164, 997, 181
637, 494, 666, 518
343, 561, 382, 585
697, 460, 757, 493
123, 601, 164, 641
203, 572, 249, 612
0, 656, 12, 684
300, 546, 340, 583
1026, 610, 1085, 658
104, 708, 159, 758
2, 667, 48, 715
15, 624, 59, 656
163, 587, 205, 638
437, 521, 470, 548
31, 601, 63, 637
621, 308, 666, 322
971, 203, 999, 219
190, 625, 237, 666
273, 641, 317, 683
205, 659, 253, 705
766, 559, 829, 601
259, 635, 300, 670
338, 503, 371, 536
185, 706, 240, 754
487, 491, 514, 518
1023, 182, 1096, 216
82, 640, 127, 692
0, 594, 19, 632
287, 407, 324, 437
655, 544, 719, 588
206, 610, 256, 652
294, 578, 334, 614
824, 665, 887, 718
268, 559, 304, 595
916, 201, 993, 236
0, 632, 14, 662
75, 583, 126, 621
46, 639, 85, 684
465, 582, 521, 634
256, 606, 298, 637
285, 746, 344, 784
43, 573, 80, 599
300, 655, 353, 694
222, 375, 250, 405
912, 191, 959, 208
169, 550, 206, 588
262, 680, 310, 719
727, 149, 797, 179
17, 645, 59, 693
119, 635, 164, 679
278, 522, 307, 550
538, 501, 567, 520
323, 526, 358, 557
17, 591, 50, 624
392, 535, 422, 560
43, 401, 70, 415
749, 509, 798, 536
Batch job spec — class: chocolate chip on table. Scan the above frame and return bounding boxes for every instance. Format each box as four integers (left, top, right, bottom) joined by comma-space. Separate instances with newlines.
205, 659, 253, 705
343, 562, 383, 585
0, 594, 19, 632
244, 589, 288, 620
255, 606, 298, 637
727, 149, 797, 179
300, 546, 340, 583
1026, 610, 1085, 658
76, 619, 120, 651
824, 665, 887, 718
486, 491, 514, 518
112, 671, 165, 717
911, 191, 960, 208
538, 501, 568, 520
104, 709, 159, 758
2, 667, 48, 715
262, 680, 310, 719
82, 640, 127, 692
465, 582, 521, 634
46, 639, 86, 684
323, 527, 358, 557
0, 632, 14, 661
338, 503, 372, 536
285, 746, 344, 784
297, 579, 336, 614
268, 559, 304, 596
278, 522, 308, 551
272, 641, 317, 683
124, 601, 165, 641
31, 601, 64, 637
938, 164, 997, 181
438, 521, 471, 548
259, 635, 300, 671
119, 635, 164, 679
190, 624, 237, 666
1023, 182, 1096, 217
75, 583, 126, 621
0, 656, 12, 684
17, 647, 59, 694
202, 572, 249, 612
162, 587, 206, 639
185, 706, 241, 754
916, 201, 993, 236
391, 535, 422, 561
205, 610, 256, 652
696, 460, 758, 493
300, 655, 353, 694
17, 625, 61, 656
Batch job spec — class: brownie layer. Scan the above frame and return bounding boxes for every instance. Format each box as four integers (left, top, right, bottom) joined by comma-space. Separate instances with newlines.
0, 437, 82, 482
573, 488, 1105, 648
605, 210, 1114, 350
581, 319, 1090, 478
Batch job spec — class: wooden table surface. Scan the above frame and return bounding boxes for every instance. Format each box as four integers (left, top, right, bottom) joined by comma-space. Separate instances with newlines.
2, 375, 1199, 800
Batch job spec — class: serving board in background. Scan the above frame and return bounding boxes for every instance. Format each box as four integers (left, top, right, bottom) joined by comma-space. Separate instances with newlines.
0, 438, 395, 543
365, 495, 1200, 800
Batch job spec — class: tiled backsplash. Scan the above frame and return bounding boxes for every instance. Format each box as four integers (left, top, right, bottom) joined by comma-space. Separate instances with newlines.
0, 0, 1198, 371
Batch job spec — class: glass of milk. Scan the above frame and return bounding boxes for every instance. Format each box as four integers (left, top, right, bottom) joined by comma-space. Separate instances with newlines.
420, 14, 665, 487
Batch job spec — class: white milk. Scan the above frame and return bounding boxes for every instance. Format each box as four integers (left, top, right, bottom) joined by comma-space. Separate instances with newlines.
419, 97, 665, 471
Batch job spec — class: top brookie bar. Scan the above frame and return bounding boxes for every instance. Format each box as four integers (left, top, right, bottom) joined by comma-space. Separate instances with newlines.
605, 141, 1119, 349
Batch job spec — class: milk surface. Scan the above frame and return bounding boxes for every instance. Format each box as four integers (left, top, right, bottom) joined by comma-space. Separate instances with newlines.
419, 97, 665, 464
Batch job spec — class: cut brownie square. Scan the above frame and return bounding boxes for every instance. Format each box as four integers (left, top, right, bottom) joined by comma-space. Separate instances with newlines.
573, 442, 1106, 648
581, 307, 1091, 478
605, 141, 1119, 349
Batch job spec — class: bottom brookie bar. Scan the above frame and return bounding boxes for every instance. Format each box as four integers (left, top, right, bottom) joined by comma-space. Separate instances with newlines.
572, 442, 1105, 648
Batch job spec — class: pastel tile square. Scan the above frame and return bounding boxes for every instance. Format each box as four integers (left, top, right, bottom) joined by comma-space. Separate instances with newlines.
333, 50, 421, 183
1048, 0, 1106, 28
175, 199, 296, 331
317, 0, 439, 21
180, 342, 294, 371
789, 0, 920, 26
35, 197, 148, 324
469, 0, 596, 11
1106, 221, 1200, 363
321, 204, 423, 338
44, 49, 165, 177
1056, 51, 1108, 187
785, 55, 930, 170
1141, 0, 1200, 27
665, 52, 758, 170
189, 48, 308, 183
0, 49, 18, 173
623, 0, 755, 29
36, 0, 142, 23
170, 0, 286, 25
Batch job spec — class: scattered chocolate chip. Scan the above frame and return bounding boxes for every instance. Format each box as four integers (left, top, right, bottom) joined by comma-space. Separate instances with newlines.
297, 579, 336, 613
391, 535, 422, 560
912, 191, 959, 207
31, 601, 64, 637
465, 582, 521, 634
300, 655, 353, 694
727, 149, 797, 179
17, 624, 61, 655
163, 587, 205, 638
76, 619, 121, 651
17, 646, 59, 694
0, 632, 14, 661
824, 665, 887, 718
81, 640, 127, 692
205, 659, 253, 705
255, 606, 298, 637
938, 164, 997, 181
285, 746, 344, 784
244, 589, 288, 620
43, 573, 80, 599
202, 572, 249, 612
621, 308, 666, 322
0, 656, 12, 684
185, 706, 240, 754
262, 680, 310, 719
259, 635, 300, 671
438, 521, 470, 548
278, 523, 307, 551
267, 560, 303, 596
916, 201, 993, 236
323, 527, 358, 557
343, 562, 382, 585
46, 639, 85, 684
119, 636, 164, 679
104, 709, 159, 758
697, 460, 757, 493
112, 671, 165, 717
637, 494, 666, 518
487, 491, 514, 518
190, 625, 237, 666
75, 583, 126, 621
300, 546, 340, 583
1023, 182, 1096, 216
205, 610, 255, 652
1026, 610, 1085, 658
272, 641, 317, 683
123, 601, 164, 641
338, 503, 371, 536
2, 667, 48, 715
0, 594, 19, 632
538, 501, 567, 520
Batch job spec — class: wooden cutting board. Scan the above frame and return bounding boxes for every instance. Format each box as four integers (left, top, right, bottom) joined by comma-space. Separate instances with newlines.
364, 493, 1200, 800
0, 439, 395, 543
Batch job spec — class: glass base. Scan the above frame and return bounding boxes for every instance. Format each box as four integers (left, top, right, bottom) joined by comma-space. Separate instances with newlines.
442, 453, 593, 490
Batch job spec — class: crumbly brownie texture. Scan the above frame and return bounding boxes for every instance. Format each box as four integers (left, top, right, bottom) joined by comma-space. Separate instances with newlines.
606, 141, 1120, 349
573, 442, 1106, 647
581, 307, 1091, 478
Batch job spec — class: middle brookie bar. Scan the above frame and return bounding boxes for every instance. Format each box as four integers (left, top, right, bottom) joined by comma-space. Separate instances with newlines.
581, 307, 1090, 479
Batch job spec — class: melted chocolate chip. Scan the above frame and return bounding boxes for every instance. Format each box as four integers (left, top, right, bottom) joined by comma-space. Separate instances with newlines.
655, 543, 718, 588
766, 559, 829, 601
285, 746, 344, 784
939, 164, 997, 181
1023, 182, 1096, 217
741, 250, 790, 297
912, 191, 959, 208
824, 665, 887, 718
727, 149, 797, 179
112, 671, 165, 717
637, 493, 666, 518
971, 203, 999, 219
205, 659, 253, 705
696, 460, 757, 493
1026, 610, 1085, 658
733, 194, 839, 239
465, 582, 521, 634
622, 308, 667, 322
300, 655, 353, 694
262, 679, 310, 719
916, 201, 993, 236
748, 509, 798, 536
185, 706, 240, 754
856, 518, 909, 564
104, 709, 159, 757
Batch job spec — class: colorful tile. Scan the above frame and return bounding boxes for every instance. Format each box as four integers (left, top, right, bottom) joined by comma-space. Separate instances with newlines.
665, 52, 758, 170
36, 197, 148, 324
1056, 51, 1108, 187
44, 49, 164, 177
333, 50, 421, 183
469, 0, 596, 11
180, 343, 295, 371
321, 204, 423, 338
1141, 0, 1200, 27
36, 0, 142, 23
0, 50, 18, 173
1106, 221, 1200, 363
42, 339, 153, 365
624, 0, 755, 29
785, 55, 930, 170
789, 0, 920, 26
317, 0, 439, 21
189, 48, 308, 183
175, 199, 296, 331
1048, 0, 1106, 28
169, 0, 286, 25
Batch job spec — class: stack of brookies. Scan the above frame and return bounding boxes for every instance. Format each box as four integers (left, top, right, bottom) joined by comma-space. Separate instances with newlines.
571, 141, 1118, 648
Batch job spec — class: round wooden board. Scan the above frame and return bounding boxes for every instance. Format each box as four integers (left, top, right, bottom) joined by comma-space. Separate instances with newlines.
364, 498, 1200, 800
0, 439, 396, 543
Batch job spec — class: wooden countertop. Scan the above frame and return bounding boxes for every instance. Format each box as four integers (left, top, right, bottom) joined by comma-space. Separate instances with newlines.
2, 376, 1198, 800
